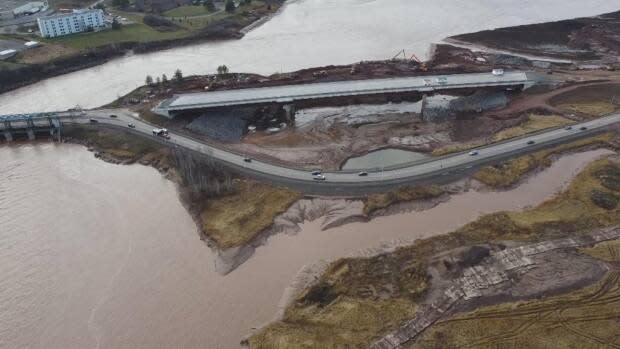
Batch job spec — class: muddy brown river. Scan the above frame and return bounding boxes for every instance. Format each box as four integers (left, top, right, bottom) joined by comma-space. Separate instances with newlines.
0, 143, 611, 349
1, 0, 618, 113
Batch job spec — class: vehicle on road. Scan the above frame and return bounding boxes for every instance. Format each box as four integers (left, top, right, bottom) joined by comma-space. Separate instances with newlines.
311, 170, 322, 176
109, 114, 118, 118
492, 68, 505, 76
243, 157, 252, 163
153, 128, 168, 136
436, 77, 448, 85
565, 126, 573, 130
313, 174, 326, 181
89, 119, 98, 123
580, 126, 588, 131
468, 150, 479, 156
128, 123, 135, 128
358, 172, 368, 177
527, 140, 536, 145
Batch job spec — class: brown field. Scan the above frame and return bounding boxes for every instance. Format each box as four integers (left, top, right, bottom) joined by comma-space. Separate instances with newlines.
200, 181, 301, 249
412, 270, 620, 349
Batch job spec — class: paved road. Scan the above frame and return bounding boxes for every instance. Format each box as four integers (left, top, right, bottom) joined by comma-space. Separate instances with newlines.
61, 108, 620, 194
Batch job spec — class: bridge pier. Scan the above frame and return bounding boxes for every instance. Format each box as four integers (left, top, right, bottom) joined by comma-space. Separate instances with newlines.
282, 104, 296, 123
3, 130, 12, 142
0, 114, 64, 142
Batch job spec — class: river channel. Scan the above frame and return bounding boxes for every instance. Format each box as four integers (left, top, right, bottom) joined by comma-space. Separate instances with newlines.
0, 143, 610, 349
2, 1, 620, 348
1, 0, 618, 113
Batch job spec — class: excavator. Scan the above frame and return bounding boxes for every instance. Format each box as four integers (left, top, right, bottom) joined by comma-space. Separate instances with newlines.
391, 49, 428, 71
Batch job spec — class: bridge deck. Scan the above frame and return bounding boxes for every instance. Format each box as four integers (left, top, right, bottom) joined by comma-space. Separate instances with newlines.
162, 71, 536, 112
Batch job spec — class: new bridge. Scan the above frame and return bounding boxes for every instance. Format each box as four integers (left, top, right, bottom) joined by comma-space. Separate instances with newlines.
155, 71, 539, 117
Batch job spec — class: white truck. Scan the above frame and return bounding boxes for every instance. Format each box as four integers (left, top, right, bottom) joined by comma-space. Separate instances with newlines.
152, 128, 170, 139
492, 69, 505, 76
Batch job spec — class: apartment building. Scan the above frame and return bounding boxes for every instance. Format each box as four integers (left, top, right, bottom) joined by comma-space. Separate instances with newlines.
37, 9, 105, 38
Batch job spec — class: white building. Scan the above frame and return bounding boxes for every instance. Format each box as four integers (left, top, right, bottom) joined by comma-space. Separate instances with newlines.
12, 1, 48, 17
37, 9, 105, 38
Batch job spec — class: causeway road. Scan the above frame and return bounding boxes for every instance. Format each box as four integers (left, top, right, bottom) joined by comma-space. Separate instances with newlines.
60, 109, 620, 195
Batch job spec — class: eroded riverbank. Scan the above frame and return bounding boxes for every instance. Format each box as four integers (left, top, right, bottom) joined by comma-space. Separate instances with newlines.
0, 142, 611, 349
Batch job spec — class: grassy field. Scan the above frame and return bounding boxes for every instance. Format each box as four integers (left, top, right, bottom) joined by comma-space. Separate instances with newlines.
473, 133, 614, 188
412, 271, 620, 349
165, 1, 266, 30
200, 180, 301, 249
163, 5, 214, 17
49, 15, 189, 50
363, 185, 445, 216
550, 83, 620, 117
251, 155, 620, 349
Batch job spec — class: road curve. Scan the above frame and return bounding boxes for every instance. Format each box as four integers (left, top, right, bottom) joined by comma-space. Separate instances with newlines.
64, 109, 620, 195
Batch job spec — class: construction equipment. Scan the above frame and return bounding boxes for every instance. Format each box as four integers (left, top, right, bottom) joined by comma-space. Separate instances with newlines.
391, 49, 428, 71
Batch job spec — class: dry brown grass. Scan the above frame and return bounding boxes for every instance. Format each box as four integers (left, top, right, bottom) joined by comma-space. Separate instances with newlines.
16, 43, 78, 64
549, 83, 620, 118
492, 114, 572, 142
412, 272, 620, 349
432, 114, 572, 157
473, 133, 613, 188
200, 181, 301, 249
64, 125, 170, 164
250, 250, 428, 349
364, 185, 445, 216
252, 157, 620, 349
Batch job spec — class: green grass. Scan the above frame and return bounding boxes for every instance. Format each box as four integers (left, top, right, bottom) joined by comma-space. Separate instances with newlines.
49, 21, 189, 50
163, 5, 214, 17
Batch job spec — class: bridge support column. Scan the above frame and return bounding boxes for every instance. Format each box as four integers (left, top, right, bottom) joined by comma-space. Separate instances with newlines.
282, 104, 296, 123
3, 130, 12, 142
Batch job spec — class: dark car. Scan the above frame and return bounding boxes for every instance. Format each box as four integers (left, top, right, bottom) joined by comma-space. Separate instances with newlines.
89, 119, 98, 123
109, 114, 118, 118
527, 140, 535, 145
580, 126, 588, 131
311, 170, 322, 176
128, 123, 136, 128
358, 172, 368, 177
243, 157, 252, 163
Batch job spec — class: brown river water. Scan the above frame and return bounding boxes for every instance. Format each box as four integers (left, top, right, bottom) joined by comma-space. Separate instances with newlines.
0, 143, 611, 349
